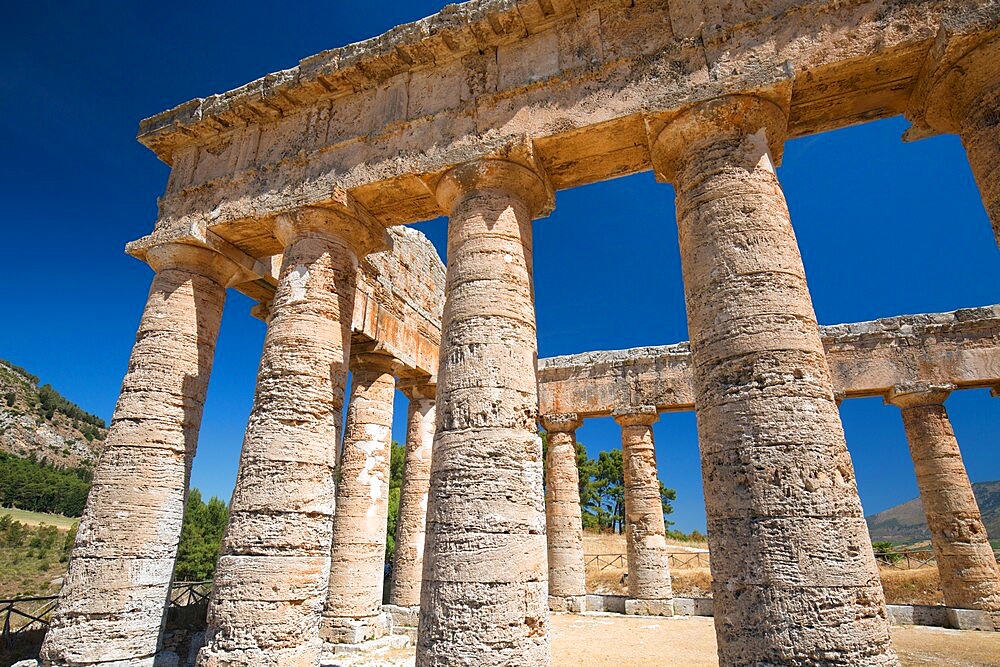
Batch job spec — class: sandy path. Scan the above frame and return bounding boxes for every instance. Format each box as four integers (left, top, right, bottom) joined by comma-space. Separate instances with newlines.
326, 614, 1000, 666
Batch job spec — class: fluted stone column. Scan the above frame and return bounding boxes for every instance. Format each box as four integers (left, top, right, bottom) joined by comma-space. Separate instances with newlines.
887, 384, 1000, 624
40, 244, 240, 667
612, 406, 674, 616
198, 207, 384, 667
416, 158, 552, 666
907, 38, 1000, 246
540, 413, 587, 612
389, 383, 437, 609
322, 352, 399, 643
652, 94, 899, 666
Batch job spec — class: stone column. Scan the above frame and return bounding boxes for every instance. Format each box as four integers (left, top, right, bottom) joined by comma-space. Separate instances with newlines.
907, 38, 1000, 246
416, 158, 552, 666
389, 383, 437, 609
611, 406, 674, 616
40, 244, 240, 667
198, 206, 384, 667
321, 352, 399, 643
887, 384, 1000, 623
540, 413, 587, 612
652, 94, 899, 666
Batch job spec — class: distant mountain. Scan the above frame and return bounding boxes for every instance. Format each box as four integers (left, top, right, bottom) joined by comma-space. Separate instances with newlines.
0, 359, 107, 469
866, 480, 1000, 546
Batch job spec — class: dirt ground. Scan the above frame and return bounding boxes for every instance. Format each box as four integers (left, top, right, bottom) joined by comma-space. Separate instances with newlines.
550, 614, 1000, 666
337, 613, 1000, 666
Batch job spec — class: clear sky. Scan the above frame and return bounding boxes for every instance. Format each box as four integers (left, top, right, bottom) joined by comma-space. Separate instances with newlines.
2, 2, 998, 534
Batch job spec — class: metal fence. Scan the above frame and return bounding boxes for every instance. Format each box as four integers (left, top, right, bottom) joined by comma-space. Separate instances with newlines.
1, 580, 212, 649
585, 552, 711, 571
586, 549, 1000, 572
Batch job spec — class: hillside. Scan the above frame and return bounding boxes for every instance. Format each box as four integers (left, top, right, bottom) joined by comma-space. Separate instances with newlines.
866, 480, 1000, 546
0, 359, 107, 469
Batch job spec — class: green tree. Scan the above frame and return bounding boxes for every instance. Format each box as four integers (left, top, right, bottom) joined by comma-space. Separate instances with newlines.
174, 488, 229, 581
385, 441, 405, 562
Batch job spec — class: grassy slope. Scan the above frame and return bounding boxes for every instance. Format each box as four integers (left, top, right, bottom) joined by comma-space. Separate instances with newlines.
0, 508, 79, 530
0, 514, 73, 599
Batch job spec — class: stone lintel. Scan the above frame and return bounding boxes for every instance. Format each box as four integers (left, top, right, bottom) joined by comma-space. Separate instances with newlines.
885, 382, 956, 409
132, 0, 1000, 249
538, 306, 1000, 418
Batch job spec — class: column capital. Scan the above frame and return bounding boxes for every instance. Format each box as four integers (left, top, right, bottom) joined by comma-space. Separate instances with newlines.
274, 196, 388, 257
649, 91, 790, 183
145, 241, 245, 287
351, 351, 404, 377
540, 412, 582, 433
612, 405, 658, 427
399, 381, 437, 401
905, 32, 1000, 140
432, 157, 554, 219
885, 382, 956, 409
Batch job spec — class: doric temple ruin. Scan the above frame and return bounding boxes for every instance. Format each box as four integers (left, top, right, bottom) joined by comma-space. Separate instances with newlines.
39, 0, 999, 665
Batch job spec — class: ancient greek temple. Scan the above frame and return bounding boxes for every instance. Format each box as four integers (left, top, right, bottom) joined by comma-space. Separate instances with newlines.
39, 0, 1000, 665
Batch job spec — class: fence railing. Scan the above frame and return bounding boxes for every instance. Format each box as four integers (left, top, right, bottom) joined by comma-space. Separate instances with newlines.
0, 580, 213, 649
586, 549, 1000, 572
585, 552, 711, 570
874, 550, 939, 570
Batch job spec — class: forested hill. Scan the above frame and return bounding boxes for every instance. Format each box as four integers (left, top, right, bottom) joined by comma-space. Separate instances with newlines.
866, 480, 1000, 547
0, 359, 107, 470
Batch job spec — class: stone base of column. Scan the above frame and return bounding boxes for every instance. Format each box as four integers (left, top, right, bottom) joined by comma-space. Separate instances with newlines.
548, 595, 588, 613
946, 608, 999, 632
318, 634, 412, 665
382, 604, 420, 643
320, 611, 391, 645
625, 598, 674, 617
198, 641, 323, 667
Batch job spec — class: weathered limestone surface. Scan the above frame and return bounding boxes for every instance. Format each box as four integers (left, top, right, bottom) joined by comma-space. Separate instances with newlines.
322, 353, 398, 643
417, 158, 551, 666
41, 243, 240, 667
652, 94, 898, 666
198, 208, 384, 667
538, 305, 1000, 417
887, 384, 1000, 622
246, 224, 446, 380
133, 0, 999, 245
611, 406, 673, 606
540, 413, 587, 605
389, 383, 436, 608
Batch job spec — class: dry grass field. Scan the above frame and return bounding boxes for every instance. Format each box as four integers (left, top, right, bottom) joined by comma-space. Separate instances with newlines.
582, 530, 950, 605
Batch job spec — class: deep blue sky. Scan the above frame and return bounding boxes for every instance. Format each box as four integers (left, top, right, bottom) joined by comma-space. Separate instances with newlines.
2, 2, 997, 534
